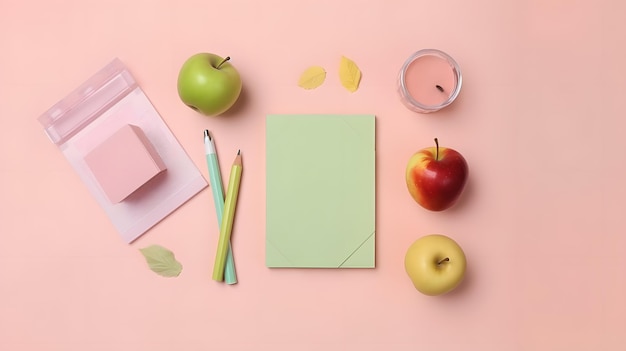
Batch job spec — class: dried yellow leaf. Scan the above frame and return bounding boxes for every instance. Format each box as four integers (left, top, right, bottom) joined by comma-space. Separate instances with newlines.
339, 56, 362, 92
298, 66, 326, 90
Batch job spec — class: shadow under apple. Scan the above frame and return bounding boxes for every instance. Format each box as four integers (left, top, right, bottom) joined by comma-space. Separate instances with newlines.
219, 85, 250, 119
445, 175, 474, 214
440, 264, 473, 299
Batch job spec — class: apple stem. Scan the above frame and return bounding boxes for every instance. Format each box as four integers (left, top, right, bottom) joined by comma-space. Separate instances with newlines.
434, 138, 439, 161
437, 257, 450, 265
216, 56, 231, 69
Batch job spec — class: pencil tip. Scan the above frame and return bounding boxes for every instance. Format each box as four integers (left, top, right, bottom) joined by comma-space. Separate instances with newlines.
204, 130, 210, 140
237, 149, 240, 155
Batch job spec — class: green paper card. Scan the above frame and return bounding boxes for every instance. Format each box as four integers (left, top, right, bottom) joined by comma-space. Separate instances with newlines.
266, 114, 376, 268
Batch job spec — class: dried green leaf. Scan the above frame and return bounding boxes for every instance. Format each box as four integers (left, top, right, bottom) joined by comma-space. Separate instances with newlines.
339, 56, 362, 92
139, 245, 182, 277
298, 66, 326, 90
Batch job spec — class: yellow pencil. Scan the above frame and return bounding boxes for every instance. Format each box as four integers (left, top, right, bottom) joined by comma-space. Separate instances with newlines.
212, 150, 243, 281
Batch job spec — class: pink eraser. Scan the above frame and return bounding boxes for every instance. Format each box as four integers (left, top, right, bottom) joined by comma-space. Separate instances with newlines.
84, 124, 167, 203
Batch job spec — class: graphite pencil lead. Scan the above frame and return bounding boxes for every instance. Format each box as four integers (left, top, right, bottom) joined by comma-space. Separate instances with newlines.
237, 149, 240, 155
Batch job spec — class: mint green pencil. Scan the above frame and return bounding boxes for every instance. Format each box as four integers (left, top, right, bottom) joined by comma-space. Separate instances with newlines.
204, 130, 237, 284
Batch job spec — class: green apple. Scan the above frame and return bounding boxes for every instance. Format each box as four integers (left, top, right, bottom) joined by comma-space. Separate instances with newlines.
177, 53, 242, 116
404, 234, 467, 296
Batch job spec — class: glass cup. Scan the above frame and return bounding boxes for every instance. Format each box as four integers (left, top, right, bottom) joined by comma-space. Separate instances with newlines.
398, 49, 462, 113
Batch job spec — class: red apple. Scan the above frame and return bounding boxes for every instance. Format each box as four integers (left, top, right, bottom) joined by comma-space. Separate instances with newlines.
406, 138, 468, 211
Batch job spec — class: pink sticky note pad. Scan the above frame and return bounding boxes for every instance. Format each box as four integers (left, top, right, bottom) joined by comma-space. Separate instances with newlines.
84, 124, 167, 203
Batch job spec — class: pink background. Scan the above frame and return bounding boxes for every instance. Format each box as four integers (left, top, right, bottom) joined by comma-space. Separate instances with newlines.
1, 0, 625, 350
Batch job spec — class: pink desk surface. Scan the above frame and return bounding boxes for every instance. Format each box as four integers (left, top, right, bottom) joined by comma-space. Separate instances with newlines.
1, 1, 625, 350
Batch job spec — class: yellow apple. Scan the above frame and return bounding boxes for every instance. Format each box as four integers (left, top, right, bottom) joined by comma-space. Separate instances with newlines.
404, 234, 467, 296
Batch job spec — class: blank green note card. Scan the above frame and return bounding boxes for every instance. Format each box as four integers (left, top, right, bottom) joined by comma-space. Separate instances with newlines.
266, 114, 375, 268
